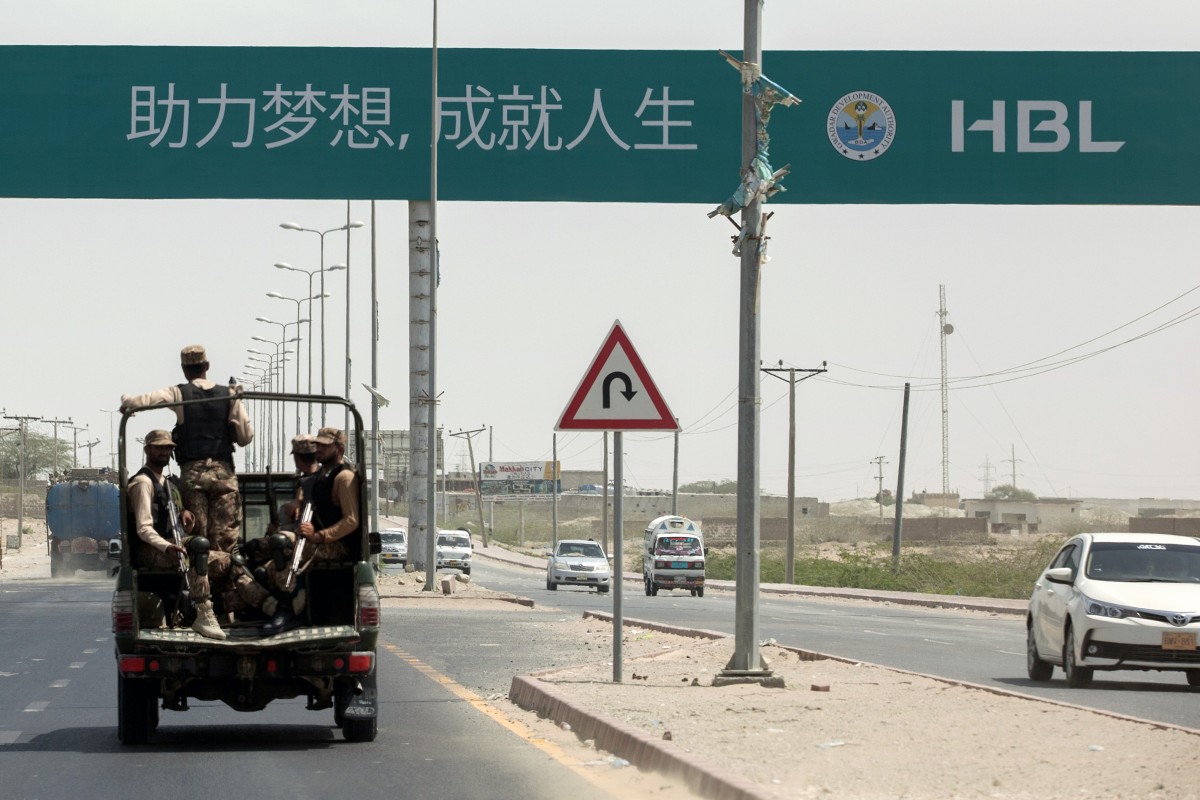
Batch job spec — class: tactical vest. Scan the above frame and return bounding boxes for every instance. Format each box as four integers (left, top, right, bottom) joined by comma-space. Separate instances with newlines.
173, 383, 234, 464
128, 467, 181, 563
312, 462, 359, 542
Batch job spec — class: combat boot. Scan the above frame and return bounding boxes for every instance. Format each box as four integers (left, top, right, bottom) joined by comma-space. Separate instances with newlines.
191, 599, 228, 640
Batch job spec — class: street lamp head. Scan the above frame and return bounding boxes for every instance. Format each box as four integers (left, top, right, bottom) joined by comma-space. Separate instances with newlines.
255, 316, 275, 324
280, 222, 303, 231
266, 291, 293, 301
311, 292, 331, 300
347, 221, 365, 229
250, 336, 271, 344
247, 348, 267, 355
298, 317, 311, 324
327, 263, 347, 272
274, 262, 294, 270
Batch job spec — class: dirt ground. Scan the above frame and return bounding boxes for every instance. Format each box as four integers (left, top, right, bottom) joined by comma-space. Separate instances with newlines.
375, 567, 1200, 800
8, 530, 1200, 799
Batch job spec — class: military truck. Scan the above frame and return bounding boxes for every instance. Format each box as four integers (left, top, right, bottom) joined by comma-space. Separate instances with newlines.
110, 392, 381, 744
46, 468, 121, 577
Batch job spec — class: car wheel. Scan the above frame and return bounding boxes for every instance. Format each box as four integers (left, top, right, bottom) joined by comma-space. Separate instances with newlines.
643, 575, 652, 596
546, 579, 557, 591
650, 583, 658, 597
598, 584, 610, 593
697, 587, 704, 598
463, 567, 471, 576
1062, 625, 1093, 688
1026, 623, 1053, 681
1186, 669, 1200, 687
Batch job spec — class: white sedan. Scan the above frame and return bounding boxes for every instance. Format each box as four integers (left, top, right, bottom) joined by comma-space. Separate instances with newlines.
545, 539, 611, 593
1027, 532, 1200, 688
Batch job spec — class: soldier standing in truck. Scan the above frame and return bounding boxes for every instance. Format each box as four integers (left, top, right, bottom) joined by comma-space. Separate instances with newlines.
120, 344, 252, 554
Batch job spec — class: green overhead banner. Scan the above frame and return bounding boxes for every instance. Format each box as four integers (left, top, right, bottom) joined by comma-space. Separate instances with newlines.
0, 46, 1194, 204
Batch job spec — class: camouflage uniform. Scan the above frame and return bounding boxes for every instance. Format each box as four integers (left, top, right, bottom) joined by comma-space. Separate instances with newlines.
180, 459, 241, 554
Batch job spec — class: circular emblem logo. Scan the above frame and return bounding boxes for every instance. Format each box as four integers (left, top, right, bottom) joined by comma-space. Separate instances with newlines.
827, 91, 897, 161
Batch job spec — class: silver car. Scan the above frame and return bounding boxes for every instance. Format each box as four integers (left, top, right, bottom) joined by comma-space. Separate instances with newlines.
379, 528, 407, 566
546, 539, 612, 593
1027, 532, 1200, 688
435, 530, 473, 575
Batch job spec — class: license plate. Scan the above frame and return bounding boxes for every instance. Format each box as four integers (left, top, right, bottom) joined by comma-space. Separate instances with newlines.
672, 561, 687, 569
1163, 631, 1197, 650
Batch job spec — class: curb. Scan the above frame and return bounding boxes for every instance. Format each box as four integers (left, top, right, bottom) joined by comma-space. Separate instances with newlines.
508, 673, 772, 800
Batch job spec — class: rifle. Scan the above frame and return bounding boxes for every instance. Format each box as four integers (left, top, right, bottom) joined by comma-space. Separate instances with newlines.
283, 501, 313, 593
265, 465, 279, 531
163, 476, 197, 628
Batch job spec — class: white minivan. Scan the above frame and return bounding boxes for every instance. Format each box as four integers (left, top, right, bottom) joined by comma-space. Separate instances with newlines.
643, 515, 707, 597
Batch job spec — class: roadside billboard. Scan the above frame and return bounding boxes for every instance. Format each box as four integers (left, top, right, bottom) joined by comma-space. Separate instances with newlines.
479, 461, 560, 498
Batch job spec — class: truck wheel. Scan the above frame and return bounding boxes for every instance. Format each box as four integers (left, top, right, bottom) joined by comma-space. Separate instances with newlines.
643, 575, 651, 596
343, 717, 377, 742
650, 583, 658, 597
50, 556, 60, 579
696, 587, 704, 598
117, 677, 155, 745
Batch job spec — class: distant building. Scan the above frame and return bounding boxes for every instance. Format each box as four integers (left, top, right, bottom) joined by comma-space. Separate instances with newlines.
962, 497, 1081, 533
910, 491, 960, 509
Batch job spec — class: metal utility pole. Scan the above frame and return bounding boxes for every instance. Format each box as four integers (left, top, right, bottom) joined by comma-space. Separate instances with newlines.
671, 422, 679, 516
450, 427, 488, 547
84, 439, 101, 467
761, 362, 826, 584
551, 433, 559, 546
1003, 444, 1022, 488
4, 414, 41, 549
711, 0, 797, 689
601, 431, 609, 555
893, 384, 911, 564
938, 285, 953, 501
871, 456, 889, 523
66, 424, 88, 469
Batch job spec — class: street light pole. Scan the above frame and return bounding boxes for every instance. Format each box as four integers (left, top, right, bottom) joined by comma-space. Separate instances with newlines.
268, 284, 329, 430
280, 219, 361, 424
98, 408, 119, 469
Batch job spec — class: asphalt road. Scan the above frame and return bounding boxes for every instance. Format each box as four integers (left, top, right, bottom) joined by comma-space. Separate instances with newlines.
0, 577, 636, 800
455, 557, 1200, 730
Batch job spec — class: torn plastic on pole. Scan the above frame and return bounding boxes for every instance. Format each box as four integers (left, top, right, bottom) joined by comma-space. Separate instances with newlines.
708, 50, 800, 256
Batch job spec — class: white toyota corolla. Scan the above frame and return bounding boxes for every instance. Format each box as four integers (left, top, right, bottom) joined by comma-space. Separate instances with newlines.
1027, 532, 1200, 688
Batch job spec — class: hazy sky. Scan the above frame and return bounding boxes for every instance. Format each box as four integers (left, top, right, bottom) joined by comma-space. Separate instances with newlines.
2, 1, 1197, 502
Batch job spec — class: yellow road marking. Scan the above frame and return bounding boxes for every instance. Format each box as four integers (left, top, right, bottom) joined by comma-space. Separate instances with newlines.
381, 640, 627, 796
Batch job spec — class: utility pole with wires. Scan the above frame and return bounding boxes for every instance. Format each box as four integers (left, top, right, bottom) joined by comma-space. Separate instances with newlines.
938, 285, 954, 501
761, 360, 827, 584
979, 456, 996, 495
1003, 444, 1023, 489
871, 455, 889, 523
3, 413, 42, 550
450, 426, 489, 547
42, 417, 73, 476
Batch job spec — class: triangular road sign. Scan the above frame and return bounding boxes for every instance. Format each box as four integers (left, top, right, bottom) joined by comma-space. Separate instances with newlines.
557, 320, 679, 431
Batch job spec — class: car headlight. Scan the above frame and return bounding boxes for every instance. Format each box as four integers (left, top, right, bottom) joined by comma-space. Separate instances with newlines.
1082, 594, 1132, 619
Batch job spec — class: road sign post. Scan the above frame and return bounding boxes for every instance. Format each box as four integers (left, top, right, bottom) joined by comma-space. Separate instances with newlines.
558, 320, 678, 683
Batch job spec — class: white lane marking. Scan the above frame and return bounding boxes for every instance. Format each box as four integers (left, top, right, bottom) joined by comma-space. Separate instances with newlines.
50, 679, 70, 688
68, 662, 86, 669
0, 672, 16, 678
998, 649, 1024, 657
923, 638, 954, 646
24, 702, 49, 713
862, 630, 889, 636
83, 648, 98, 654
0, 731, 20, 745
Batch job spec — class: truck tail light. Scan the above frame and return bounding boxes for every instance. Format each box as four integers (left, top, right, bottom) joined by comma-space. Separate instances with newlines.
357, 583, 380, 628
349, 653, 374, 673
119, 656, 145, 674
112, 589, 135, 633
